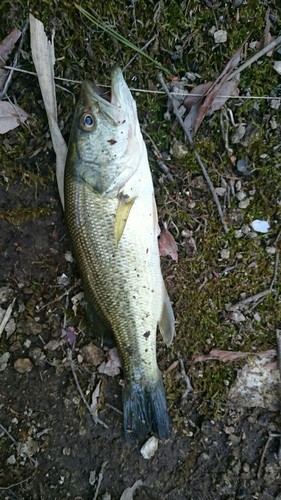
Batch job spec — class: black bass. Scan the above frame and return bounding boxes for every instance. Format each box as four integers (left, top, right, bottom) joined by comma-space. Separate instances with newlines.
64, 67, 175, 440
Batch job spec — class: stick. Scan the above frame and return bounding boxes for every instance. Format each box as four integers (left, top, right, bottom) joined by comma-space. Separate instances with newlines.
158, 73, 229, 234
178, 353, 193, 398
0, 20, 29, 99
228, 250, 279, 311
68, 349, 109, 429
227, 35, 281, 82
0, 476, 33, 491
0, 298, 15, 338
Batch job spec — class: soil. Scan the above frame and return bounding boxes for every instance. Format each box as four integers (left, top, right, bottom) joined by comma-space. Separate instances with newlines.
1, 1, 281, 499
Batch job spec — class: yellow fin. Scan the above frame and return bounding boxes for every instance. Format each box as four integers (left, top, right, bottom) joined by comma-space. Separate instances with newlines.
115, 195, 136, 246
158, 284, 175, 346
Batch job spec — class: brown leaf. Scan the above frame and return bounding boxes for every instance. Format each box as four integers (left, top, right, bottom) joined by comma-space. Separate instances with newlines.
0, 101, 27, 134
183, 81, 213, 111
193, 348, 276, 363
158, 226, 178, 262
207, 80, 239, 114
0, 28, 21, 91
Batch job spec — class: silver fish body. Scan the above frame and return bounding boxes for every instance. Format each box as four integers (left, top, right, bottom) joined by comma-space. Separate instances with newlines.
64, 68, 175, 440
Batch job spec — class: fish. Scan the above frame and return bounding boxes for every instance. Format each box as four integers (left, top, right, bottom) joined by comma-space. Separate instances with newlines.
64, 67, 175, 441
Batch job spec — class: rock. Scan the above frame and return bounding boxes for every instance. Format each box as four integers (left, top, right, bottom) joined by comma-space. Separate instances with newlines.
251, 219, 270, 233
220, 249, 230, 260
266, 246, 276, 255
29, 347, 47, 367
234, 230, 243, 239
0, 352, 10, 372
235, 191, 246, 201
14, 358, 33, 373
238, 198, 250, 209
0, 286, 14, 304
6, 454, 16, 465
140, 436, 159, 459
81, 343, 104, 366
214, 30, 227, 43
44, 339, 60, 351
228, 311, 246, 322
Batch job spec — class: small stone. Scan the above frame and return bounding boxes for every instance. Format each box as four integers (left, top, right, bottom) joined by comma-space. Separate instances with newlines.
266, 246, 276, 255
220, 249, 230, 260
24, 339, 32, 349
241, 225, 251, 234
0, 286, 14, 304
214, 30, 227, 43
234, 230, 243, 239
215, 187, 226, 197
29, 347, 47, 367
140, 436, 159, 459
64, 251, 74, 263
253, 312, 261, 322
247, 231, 258, 239
236, 191, 246, 201
228, 311, 246, 322
81, 344, 104, 366
0, 352, 10, 372
14, 358, 33, 373
235, 180, 242, 191
5, 318, 16, 339
170, 139, 189, 159
236, 252, 243, 259
44, 339, 60, 351
238, 198, 250, 209
6, 454, 16, 465
270, 98, 280, 110
270, 117, 278, 130
188, 201, 196, 209
273, 61, 281, 75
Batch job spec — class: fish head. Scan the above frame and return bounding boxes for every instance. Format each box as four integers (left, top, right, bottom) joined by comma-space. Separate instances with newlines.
68, 67, 144, 194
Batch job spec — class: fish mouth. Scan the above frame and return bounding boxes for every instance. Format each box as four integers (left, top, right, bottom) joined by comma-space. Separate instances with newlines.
81, 67, 134, 124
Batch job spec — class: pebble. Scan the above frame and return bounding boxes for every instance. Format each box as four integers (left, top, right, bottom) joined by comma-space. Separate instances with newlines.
0, 286, 14, 304
266, 246, 276, 255
140, 436, 159, 459
214, 30, 227, 43
236, 252, 243, 259
81, 344, 104, 366
241, 224, 251, 234
234, 230, 243, 239
14, 358, 33, 373
6, 454, 16, 465
251, 219, 270, 233
215, 187, 226, 197
0, 352, 10, 372
247, 231, 258, 239
235, 180, 242, 191
253, 312, 261, 322
228, 311, 246, 322
29, 347, 47, 367
236, 191, 246, 201
220, 249, 230, 260
238, 198, 250, 209
44, 339, 60, 351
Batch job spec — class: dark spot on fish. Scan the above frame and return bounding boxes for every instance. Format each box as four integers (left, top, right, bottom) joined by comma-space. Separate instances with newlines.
125, 346, 133, 356
118, 191, 129, 201
108, 139, 117, 145
143, 331, 150, 339
146, 248, 149, 253
145, 349, 148, 353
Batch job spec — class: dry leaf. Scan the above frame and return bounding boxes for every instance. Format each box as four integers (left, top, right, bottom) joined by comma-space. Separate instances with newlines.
183, 45, 243, 136
98, 347, 122, 376
193, 348, 276, 363
0, 101, 27, 134
0, 28, 21, 91
90, 380, 101, 418
29, 14, 67, 208
119, 480, 144, 500
158, 225, 178, 262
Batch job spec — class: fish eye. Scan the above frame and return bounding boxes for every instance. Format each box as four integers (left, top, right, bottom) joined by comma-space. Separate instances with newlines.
80, 112, 96, 131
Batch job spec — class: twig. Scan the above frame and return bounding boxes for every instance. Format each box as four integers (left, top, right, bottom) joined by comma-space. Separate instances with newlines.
105, 402, 123, 415
257, 433, 281, 479
0, 19, 29, 99
37, 282, 80, 311
0, 298, 16, 338
158, 72, 229, 234
0, 423, 17, 444
0, 475, 33, 491
178, 353, 193, 398
228, 249, 279, 311
0, 423, 37, 466
68, 349, 109, 429
227, 35, 281, 82
123, 34, 157, 72
93, 461, 108, 500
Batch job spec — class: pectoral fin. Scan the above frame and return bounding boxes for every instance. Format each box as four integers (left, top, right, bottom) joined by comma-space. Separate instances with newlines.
115, 196, 136, 246
158, 284, 175, 346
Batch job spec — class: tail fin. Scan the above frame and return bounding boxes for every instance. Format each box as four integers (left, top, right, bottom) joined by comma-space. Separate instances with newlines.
123, 374, 170, 441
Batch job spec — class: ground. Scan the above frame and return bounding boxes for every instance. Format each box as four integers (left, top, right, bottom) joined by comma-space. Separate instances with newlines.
0, 1, 281, 499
